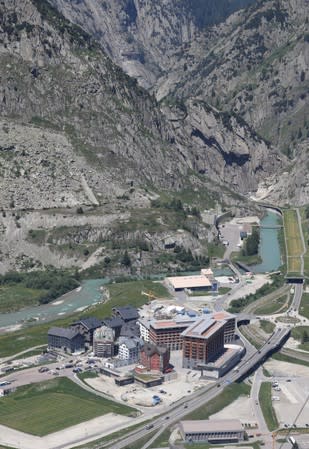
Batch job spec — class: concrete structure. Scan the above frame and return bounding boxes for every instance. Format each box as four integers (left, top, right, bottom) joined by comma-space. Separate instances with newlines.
93, 325, 115, 358
112, 306, 139, 322
71, 317, 102, 348
199, 344, 245, 379
48, 327, 85, 353
148, 317, 196, 350
140, 343, 170, 373
181, 318, 225, 369
118, 336, 142, 364
179, 419, 244, 443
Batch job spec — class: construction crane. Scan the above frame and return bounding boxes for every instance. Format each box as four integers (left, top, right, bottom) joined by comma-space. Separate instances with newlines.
141, 290, 157, 301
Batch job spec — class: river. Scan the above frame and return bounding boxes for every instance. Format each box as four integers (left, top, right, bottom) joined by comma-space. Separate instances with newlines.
252, 210, 282, 273
0, 212, 282, 329
0, 278, 109, 329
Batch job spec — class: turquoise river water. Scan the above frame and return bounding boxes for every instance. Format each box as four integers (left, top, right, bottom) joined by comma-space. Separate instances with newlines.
0, 211, 282, 329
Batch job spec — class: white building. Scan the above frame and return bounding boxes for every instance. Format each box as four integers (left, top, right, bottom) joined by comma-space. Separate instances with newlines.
118, 337, 141, 363
137, 319, 151, 342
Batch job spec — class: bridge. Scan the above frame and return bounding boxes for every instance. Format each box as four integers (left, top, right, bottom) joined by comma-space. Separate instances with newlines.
234, 260, 252, 272
251, 223, 283, 229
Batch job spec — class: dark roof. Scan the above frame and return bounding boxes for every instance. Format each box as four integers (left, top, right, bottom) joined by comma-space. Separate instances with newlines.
101, 317, 124, 329
112, 306, 139, 321
119, 336, 143, 350
142, 342, 169, 357
120, 322, 140, 338
71, 317, 102, 330
48, 327, 82, 340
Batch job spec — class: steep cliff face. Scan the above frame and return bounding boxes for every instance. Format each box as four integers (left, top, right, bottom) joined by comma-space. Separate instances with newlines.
0, 0, 297, 273
50, 0, 308, 205
169, 0, 309, 160
0, 0, 284, 211
0, 0, 189, 209
50, 0, 256, 89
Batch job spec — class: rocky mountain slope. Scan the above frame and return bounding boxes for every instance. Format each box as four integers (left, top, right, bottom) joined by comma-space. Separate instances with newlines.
50, 0, 256, 89
0, 0, 302, 273
51, 0, 309, 204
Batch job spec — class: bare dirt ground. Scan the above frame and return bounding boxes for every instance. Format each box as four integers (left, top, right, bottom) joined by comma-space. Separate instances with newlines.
209, 394, 258, 427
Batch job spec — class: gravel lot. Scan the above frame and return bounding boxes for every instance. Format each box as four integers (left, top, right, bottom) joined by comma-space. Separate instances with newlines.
264, 359, 309, 427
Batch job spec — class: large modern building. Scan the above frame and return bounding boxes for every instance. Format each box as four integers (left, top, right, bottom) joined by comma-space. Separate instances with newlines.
181, 318, 225, 369
71, 317, 102, 348
179, 419, 244, 443
212, 311, 236, 343
48, 327, 85, 353
93, 325, 115, 358
148, 317, 197, 350
140, 343, 170, 373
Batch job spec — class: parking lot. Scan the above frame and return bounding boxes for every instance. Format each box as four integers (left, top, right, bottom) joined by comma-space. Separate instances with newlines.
264, 359, 309, 427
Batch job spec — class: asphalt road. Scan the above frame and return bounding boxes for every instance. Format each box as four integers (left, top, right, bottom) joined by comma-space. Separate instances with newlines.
289, 283, 303, 313
104, 328, 290, 449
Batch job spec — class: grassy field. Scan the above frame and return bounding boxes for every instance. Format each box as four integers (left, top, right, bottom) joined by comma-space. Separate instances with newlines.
288, 257, 302, 273
299, 293, 309, 319
122, 431, 157, 449
0, 285, 46, 313
0, 280, 170, 357
283, 209, 303, 275
149, 429, 170, 448
0, 378, 136, 436
73, 422, 147, 449
300, 207, 309, 278
184, 383, 250, 420
259, 320, 276, 334
254, 294, 289, 315
291, 326, 309, 351
259, 382, 279, 431
272, 353, 309, 368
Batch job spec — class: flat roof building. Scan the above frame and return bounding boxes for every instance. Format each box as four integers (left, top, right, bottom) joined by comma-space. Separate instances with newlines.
167, 275, 212, 291
148, 317, 196, 350
179, 419, 244, 443
181, 318, 225, 369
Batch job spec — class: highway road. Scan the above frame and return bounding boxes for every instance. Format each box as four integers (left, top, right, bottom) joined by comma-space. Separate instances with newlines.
288, 283, 303, 313
103, 328, 290, 449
